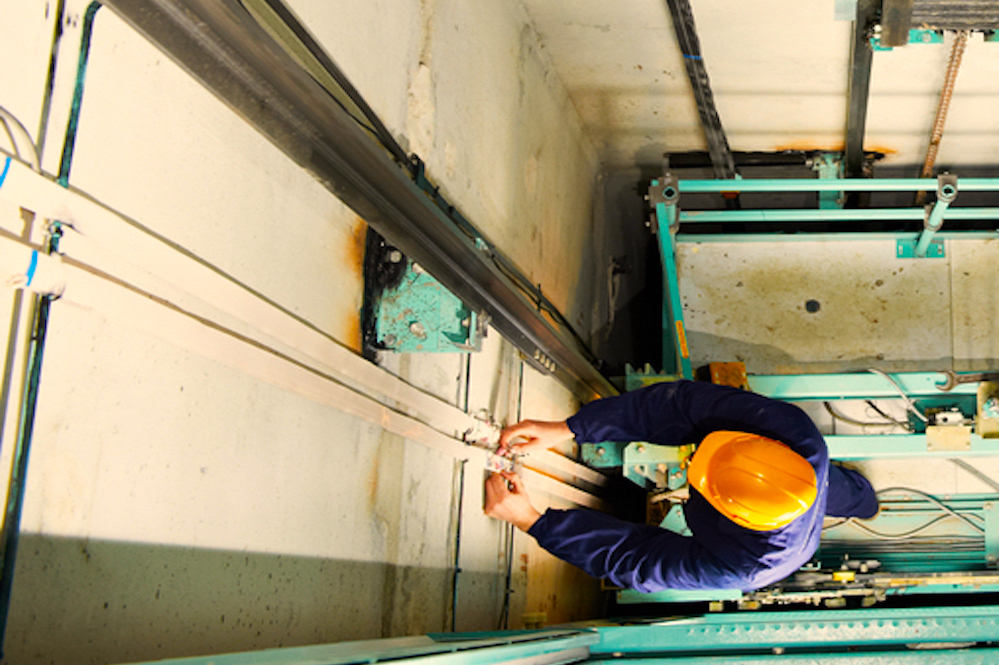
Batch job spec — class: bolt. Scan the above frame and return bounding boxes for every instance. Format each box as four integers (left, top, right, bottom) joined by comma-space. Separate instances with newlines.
989, 554, 997, 564
637, 445, 646, 453
596, 447, 606, 457
388, 249, 403, 263
773, 647, 785, 656
412, 263, 425, 274
409, 322, 427, 339
383, 334, 397, 346
657, 463, 667, 473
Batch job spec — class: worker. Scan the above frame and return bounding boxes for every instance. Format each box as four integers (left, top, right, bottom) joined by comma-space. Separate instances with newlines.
484, 380, 878, 592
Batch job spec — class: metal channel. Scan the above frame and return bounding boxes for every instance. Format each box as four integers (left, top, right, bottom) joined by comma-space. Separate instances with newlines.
678, 177, 999, 192
845, 0, 877, 182
593, 605, 999, 653
663, 0, 736, 181
680, 208, 999, 223
99, 0, 614, 399
912, 0, 999, 30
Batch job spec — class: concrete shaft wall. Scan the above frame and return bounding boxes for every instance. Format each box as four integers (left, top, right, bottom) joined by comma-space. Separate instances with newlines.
0, 1, 604, 662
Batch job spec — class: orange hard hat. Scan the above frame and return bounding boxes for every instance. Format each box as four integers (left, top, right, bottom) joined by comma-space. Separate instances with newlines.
687, 431, 817, 531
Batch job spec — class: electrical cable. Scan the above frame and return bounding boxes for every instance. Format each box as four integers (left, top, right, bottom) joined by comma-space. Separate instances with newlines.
865, 399, 911, 428
867, 368, 929, 422
840, 514, 981, 541
0, 107, 40, 172
498, 361, 526, 630
876, 486, 985, 532
823, 486, 985, 544
823, 401, 909, 429
949, 458, 999, 493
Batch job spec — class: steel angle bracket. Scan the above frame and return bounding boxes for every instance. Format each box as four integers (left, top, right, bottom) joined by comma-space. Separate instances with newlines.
897, 238, 945, 258
375, 260, 482, 353
622, 442, 693, 490
986, 501, 999, 567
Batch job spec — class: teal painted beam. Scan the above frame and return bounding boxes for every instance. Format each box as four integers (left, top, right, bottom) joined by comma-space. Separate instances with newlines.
592, 605, 999, 653
121, 630, 598, 665
679, 208, 999, 223
676, 231, 999, 243
588, 649, 999, 663
677, 177, 999, 193
748, 372, 978, 400
825, 433, 999, 459
655, 202, 692, 379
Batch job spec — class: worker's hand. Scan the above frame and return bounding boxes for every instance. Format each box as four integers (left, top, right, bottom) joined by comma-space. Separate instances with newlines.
484, 471, 542, 532
498, 420, 573, 456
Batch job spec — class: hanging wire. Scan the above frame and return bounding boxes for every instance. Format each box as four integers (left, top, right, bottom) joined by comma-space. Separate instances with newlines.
824, 401, 910, 429
867, 368, 928, 422
0, 107, 40, 172
824, 486, 985, 542
949, 458, 999, 493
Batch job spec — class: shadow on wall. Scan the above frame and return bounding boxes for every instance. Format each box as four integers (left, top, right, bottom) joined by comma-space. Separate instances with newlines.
685, 329, 954, 376
1, 534, 489, 665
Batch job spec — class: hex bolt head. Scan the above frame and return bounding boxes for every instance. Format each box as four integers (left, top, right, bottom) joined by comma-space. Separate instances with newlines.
596, 447, 606, 457
388, 249, 403, 263
637, 445, 646, 453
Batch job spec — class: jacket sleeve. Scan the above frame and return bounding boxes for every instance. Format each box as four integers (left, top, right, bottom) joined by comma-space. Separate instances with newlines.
528, 507, 751, 591
566, 380, 826, 466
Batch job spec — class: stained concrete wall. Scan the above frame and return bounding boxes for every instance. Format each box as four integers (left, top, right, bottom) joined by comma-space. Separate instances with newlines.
0, 0, 605, 663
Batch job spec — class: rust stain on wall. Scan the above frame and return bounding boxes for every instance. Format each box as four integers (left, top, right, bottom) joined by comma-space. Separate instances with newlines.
772, 141, 898, 157
340, 217, 368, 353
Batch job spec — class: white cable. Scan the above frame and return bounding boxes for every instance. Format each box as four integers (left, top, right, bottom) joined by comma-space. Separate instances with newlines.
0, 106, 40, 172
823, 401, 909, 430
867, 368, 929, 422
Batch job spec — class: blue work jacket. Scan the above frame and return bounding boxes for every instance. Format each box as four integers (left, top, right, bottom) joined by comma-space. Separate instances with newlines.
527, 380, 876, 592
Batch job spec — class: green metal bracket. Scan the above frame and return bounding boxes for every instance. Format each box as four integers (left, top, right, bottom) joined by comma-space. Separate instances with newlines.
660, 502, 692, 537
617, 586, 741, 605
897, 237, 945, 258
986, 500, 999, 567
871, 28, 943, 51
624, 364, 681, 392
622, 442, 692, 490
581, 442, 626, 467
376, 261, 482, 352
812, 153, 844, 209
582, 440, 691, 491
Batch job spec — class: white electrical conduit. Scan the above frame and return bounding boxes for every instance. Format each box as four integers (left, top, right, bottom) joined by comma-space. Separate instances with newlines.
0, 153, 605, 503
0, 231, 604, 510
